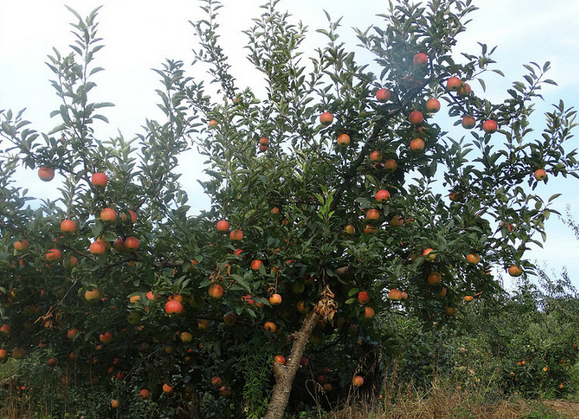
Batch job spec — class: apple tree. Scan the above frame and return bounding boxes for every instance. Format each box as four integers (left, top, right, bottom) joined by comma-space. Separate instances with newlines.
0, 0, 577, 418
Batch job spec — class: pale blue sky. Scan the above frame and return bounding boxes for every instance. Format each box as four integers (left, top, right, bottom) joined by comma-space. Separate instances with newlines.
1, 0, 578, 291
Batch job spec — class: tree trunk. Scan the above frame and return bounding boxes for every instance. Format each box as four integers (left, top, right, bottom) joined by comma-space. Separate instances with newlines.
262, 309, 320, 419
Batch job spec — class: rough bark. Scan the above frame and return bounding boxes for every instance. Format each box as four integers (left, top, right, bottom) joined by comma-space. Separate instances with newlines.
262, 309, 320, 419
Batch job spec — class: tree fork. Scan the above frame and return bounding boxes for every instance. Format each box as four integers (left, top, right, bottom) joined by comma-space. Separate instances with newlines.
262, 309, 320, 419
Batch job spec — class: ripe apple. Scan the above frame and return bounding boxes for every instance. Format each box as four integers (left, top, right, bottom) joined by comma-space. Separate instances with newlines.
366, 209, 380, 220
216, 220, 229, 232
99, 332, 113, 344
375, 189, 390, 203
427, 272, 441, 286
408, 111, 423, 125
162, 384, 173, 393
463, 295, 474, 302
220, 386, 231, 397
251, 259, 263, 271
46, 248, 62, 262
13, 240, 29, 251
457, 83, 471, 97
352, 375, 364, 387
165, 300, 184, 315
375, 88, 391, 102
0, 325, 11, 335
508, 265, 523, 277
84, 288, 101, 302
534, 169, 547, 181
269, 293, 282, 305
0, 349, 7, 360
211, 376, 222, 387
425, 98, 441, 113
91, 172, 107, 187
139, 389, 151, 399
121, 210, 137, 224
344, 224, 356, 235
198, 319, 210, 330
230, 229, 243, 241
89, 241, 107, 255
364, 306, 375, 318
274, 355, 286, 365
209, 120, 217, 127
264, 321, 277, 333
358, 291, 370, 304
113, 238, 127, 252
208, 283, 224, 300
413, 52, 428, 66
410, 138, 425, 151
383, 159, 397, 173
223, 313, 237, 326
67, 328, 79, 339
337, 133, 351, 147
422, 248, 436, 261
369, 150, 383, 162
466, 253, 481, 264
60, 219, 76, 234
446, 76, 462, 91
180, 331, 193, 343
435, 287, 447, 299
124, 237, 140, 251
319, 112, 334, 126
259, 137, 269, 147
388, 289, 402, 301
100, 208, 117, 222
38, 166, 55, 182
62, 255, 78, 270
482, 120, 498, 134
461, 115, 476, 129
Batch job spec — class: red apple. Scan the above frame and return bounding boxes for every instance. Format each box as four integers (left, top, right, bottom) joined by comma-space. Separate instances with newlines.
358, 291, 370, 304
124, 237, 140, 251
337, 133, 351, 147
352, 375, 364, 387
482, 120, 498, 134
344, 225, 356, 235
251, 259, 263, 271
60, 219, 76, 234
99, 331, 113, 344
425, 98, 440, 113
388, 289, 402, 301
13, 240, 29, 252
375, 189, 390, 203
461, 115, 476, 129
139, 389, 151, 399
427, 272, 441, 286
100, 208, 117, 222
89, 241, 107, 255
383, 159, 397, 173
209, 120, 217, 128
274, 355, 286, 365
38, 166, 55, 182
534, 169, 547, 181
46, 248, 62, 262
216, 220, 229, 232
408, 111, 423, 125
412, 52, 428, 66
319, 112, 334, 126
369, 150, 383, 162
410, 138, 425, 151
365, 209, 380, 220
165, 300, 184, 315
264, 321, 277, 333
269, 293, 282, 305
375, 88, 391, 102
457, 83, 471, 97
364, 307, 375, 318
121, 210, 137, 224
208, 283, 224, 300
91, 172, 108, 187
446, 76, 462, 91
230, 229, 243, 241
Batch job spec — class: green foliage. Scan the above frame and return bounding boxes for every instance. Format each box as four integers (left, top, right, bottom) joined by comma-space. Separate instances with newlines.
0, 0, 578, 417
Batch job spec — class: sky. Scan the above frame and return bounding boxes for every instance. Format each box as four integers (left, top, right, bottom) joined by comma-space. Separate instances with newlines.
1, 0, 579, 292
